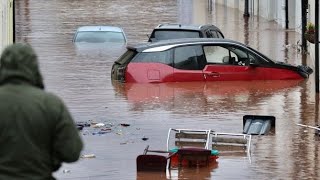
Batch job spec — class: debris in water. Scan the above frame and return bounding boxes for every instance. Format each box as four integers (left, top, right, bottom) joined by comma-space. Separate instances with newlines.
297, 123, 320, 136
100, 128, 112, 132
120, 123, 130, 127
76, 124, 84, 131
63, 169, 71, 173
92, 123, 105, 128
81, 154, 96, 158
92, 131, 109, 135
76, 122, 91, 130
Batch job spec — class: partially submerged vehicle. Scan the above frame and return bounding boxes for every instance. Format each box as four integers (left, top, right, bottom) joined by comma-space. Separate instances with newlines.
148, 23, 224, 42
112, 38, 313, 83
73, 26, 127, 43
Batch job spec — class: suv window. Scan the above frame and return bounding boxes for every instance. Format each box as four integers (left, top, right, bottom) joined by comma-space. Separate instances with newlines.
216, 31, 224, 38
205, 30, 213, 38
210, 30, 219, 38
174, 45, 203, 70
151, 30, 201, 41
131, 50, 172, 65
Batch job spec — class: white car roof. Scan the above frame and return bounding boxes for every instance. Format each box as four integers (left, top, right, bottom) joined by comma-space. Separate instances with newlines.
76, 26, 124, 32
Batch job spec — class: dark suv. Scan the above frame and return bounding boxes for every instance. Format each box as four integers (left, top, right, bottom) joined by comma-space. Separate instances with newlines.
148, 23, 224, 42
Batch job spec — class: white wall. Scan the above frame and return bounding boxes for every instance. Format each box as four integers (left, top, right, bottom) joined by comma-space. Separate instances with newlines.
215, 0, 299, 29
289, 0, 297, 29
214, 0, 316, 71
214, 0, 259, 17
308, 0, 316, 65
295, 0, 302, 33
258, 0, 271, 20
276, 0, 285, 27
274, 0, 298, 29
0, 1, 2, 50
0, 0, 14, 52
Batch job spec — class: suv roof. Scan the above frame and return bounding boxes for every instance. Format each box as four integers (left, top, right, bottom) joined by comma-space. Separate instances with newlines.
154, 23, 222, 31
129, 38, 242, 52
148, 23, 224, 42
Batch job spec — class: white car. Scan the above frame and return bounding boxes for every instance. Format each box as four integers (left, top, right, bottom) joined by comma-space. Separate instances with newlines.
73, 26, 127, 44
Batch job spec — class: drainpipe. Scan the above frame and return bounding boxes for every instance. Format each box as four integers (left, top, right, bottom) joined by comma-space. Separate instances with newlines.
316, 0, 319, 93
285, 0, 288, 29
13, 0, 15, 42
301, 0, 307, 51
244, 0, 250, 17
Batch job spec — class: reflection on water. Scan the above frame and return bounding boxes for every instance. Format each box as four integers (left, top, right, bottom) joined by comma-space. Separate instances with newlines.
74, 42, 126, 57
136, 158, 219, 180
113, 80, 304, 114
14, 0, 320, 179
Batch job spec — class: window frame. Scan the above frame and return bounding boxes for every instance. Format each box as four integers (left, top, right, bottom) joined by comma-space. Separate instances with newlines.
173, 45, 204, 70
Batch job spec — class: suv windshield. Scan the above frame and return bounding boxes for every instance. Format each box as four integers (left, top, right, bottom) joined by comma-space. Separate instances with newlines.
151, 30, 201, 41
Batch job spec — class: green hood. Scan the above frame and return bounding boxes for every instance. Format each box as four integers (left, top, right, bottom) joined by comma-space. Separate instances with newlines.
0, 43, 44, 89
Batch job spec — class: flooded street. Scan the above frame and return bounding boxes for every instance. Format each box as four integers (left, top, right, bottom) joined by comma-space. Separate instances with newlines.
14, 0, 319, 179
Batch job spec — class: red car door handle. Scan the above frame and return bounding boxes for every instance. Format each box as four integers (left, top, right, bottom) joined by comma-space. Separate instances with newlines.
207, 72, 220, 77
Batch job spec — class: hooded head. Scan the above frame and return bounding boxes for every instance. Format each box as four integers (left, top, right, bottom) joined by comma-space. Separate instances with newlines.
0, 43, 44, 89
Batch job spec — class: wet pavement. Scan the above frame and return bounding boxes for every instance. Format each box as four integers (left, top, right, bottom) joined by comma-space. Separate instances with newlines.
14, 0, 320, 179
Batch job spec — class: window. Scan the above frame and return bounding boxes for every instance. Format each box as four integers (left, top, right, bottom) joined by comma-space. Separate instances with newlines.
153, 30, 201, 40
205, 31, 213, 38
210, 30, 219, 38
174, 46, 202, 70
131, 50, 172, 65
216, 32, 224, 38
204, 45, 244, 65
247, 47, 274, 65
248, 52, 269, 65
204, 46, 230, 64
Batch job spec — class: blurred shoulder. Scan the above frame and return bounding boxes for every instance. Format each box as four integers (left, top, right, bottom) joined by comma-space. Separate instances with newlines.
43, 91, 67, 107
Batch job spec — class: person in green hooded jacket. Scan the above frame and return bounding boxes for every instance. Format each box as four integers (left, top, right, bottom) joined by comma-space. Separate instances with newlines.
0, 43, 83, 179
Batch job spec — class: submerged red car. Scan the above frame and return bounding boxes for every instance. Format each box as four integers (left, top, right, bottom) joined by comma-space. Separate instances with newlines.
111, 38, 313, 83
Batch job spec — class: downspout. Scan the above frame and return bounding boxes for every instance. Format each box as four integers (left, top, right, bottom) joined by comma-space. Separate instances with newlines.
301, 0, 307, 51
12, 0, 16, 43
244, 0, 250, 17
13, 0, 15, 42
257, 0, 259, 15
316, 0, 319, 93
285, 0, 289, 29
251, 0, 254, 16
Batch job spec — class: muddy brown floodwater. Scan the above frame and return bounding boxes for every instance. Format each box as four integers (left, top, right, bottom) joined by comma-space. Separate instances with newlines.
14, 0, 320, 179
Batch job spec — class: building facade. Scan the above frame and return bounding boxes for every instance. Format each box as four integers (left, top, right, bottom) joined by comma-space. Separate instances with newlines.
0, 0, 14, 51
215, 0, 317, 65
